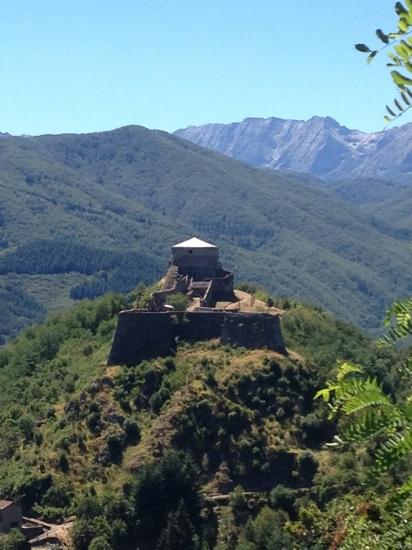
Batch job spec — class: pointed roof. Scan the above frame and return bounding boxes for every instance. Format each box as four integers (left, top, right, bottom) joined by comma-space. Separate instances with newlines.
172, 237, 216, 249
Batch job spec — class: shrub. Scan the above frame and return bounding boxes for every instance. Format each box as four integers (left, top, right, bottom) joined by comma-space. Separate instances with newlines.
106, 432, 126, 463
89, 536, 112, 550
87, 412, 102, 434
19, 416, 34, 441
124, 419, 141, 444
270, 485, 296, 515
298, 452, 318, 483
58, 451, 70, 472
0, 529, 29, 550
149, 387, 170, 413
166, 293, 190, 311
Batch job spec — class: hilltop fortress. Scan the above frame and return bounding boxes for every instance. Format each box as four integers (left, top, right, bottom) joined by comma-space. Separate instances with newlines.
108, 238, 285, 366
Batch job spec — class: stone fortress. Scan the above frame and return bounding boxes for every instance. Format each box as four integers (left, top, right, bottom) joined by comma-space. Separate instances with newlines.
108, 237, 286, 366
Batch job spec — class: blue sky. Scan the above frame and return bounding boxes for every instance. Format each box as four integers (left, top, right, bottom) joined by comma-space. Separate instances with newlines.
0, 0, 404, 135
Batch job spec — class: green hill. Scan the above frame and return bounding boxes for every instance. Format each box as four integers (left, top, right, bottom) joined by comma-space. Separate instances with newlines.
0, 125, 411, 338
0, 289, 407, 549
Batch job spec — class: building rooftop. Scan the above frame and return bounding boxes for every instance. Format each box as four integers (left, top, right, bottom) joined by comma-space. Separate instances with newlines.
0, 500, 14, 510
172, 237, 216, 249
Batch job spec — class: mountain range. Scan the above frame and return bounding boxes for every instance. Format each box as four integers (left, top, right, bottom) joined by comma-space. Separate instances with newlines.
0, 123, 411, 339
175, 115, 412, 182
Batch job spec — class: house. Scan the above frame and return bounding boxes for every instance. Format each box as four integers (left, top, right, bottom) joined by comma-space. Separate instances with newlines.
0, 500, 22, 532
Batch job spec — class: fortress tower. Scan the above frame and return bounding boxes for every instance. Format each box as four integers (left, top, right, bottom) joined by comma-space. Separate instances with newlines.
108, 238, 286, 365
171, 237, 219, 280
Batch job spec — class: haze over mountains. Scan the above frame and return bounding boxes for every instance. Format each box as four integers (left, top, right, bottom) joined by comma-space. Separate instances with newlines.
0, 122, 411, 339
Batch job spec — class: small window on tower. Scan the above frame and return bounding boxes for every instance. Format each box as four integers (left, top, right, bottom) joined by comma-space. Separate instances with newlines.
188, 249, 193, 254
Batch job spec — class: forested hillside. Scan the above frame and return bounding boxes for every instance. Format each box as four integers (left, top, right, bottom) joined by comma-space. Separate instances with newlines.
0, 288, 408, 549
0, 125, 411, 339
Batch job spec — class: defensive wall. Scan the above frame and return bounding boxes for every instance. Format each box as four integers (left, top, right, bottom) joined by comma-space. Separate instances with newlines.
108, 309, 286, 366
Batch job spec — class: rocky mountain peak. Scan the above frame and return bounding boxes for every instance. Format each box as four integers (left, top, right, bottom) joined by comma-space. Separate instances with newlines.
175, 116, 412, 182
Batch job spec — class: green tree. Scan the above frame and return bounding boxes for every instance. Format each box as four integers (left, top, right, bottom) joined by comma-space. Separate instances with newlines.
156, 500, 200, 550
89, 536, 112, 550
0, 529, 29, 550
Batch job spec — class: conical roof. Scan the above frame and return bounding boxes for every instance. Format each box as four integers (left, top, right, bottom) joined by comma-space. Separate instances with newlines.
172, 237, 216, 249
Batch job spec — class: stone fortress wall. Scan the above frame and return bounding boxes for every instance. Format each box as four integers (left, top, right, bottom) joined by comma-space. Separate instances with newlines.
108, 309, 285, 366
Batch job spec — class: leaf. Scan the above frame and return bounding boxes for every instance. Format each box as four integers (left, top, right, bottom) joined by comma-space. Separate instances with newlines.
384, 115, 392, 123
401, 39, 412, 52
355, 43, 371, 53
379, 296, 412, 345
374, 429, 412, 472
386, 105, 397, 117
395, 43, 410, 62
391, 70, 412, 87
401, 91, 411, 105
399, 18, 409, 33
395, 98, 404, 111
314, 388, 332, 402
376, 29, 389, 44
396, 2, 408, 15
336, 362, 363, 381
367, 51, 378, 64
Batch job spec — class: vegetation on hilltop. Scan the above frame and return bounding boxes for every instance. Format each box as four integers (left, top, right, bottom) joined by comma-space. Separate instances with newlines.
0, 287, 409, 548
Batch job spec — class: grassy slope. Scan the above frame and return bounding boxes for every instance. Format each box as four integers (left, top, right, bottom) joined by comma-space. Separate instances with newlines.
0, 291, 403, 518
0, 126, 410, 337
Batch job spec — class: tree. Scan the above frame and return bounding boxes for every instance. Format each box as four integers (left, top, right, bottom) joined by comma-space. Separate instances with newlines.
356, 1, 412, 122
156, 500, 200, 550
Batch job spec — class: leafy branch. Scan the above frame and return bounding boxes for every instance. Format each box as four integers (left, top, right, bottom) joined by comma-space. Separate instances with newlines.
315, 362, 412, 476
356, 1, 412, 122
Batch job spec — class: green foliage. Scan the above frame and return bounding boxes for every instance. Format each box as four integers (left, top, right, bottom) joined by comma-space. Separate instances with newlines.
166, 292, 191, 311
0, 529, 29, 550
156, 500, 200, 550
356, 1, 412, 122
73, 450, 203, 549
315, 361, 412, 475
380, 296, 412, 344
235, 507, 293, 550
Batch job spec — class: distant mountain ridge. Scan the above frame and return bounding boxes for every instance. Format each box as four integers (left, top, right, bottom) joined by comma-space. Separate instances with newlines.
175, 116, 412, 182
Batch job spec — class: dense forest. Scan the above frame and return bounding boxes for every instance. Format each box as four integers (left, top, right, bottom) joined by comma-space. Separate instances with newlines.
0, 285, 410, 548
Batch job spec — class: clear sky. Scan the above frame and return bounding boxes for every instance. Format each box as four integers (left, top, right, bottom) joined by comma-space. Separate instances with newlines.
0, 0, 405, 135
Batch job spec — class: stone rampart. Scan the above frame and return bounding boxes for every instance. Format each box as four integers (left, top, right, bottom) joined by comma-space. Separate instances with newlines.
108, 311, 174, 366
108, 309, 286, 366
221, 312, 286, 353
177, 311, 226, 341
